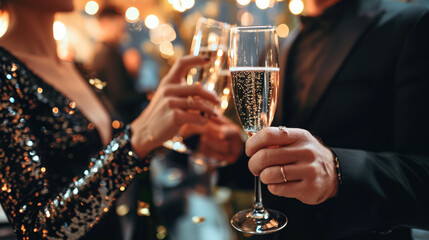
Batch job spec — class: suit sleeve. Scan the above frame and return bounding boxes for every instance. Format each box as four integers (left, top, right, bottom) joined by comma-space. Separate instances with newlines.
324, 10, 429, 238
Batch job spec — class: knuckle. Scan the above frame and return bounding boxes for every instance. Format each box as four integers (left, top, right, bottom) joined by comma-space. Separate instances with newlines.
264, 129, 276, 141
307, 164, 318, 180
166, 98, 175, 108
172, 109, 182, 122
301, 129, 312, 138
193, 83, 203, 91
259, 170, 269, 183
162, 86, 172, 96
176, 57, 185, 67
268, 184, 282, 196
248, 160, 257, 175
261, 149, 270, 162
302, 146, 316, 160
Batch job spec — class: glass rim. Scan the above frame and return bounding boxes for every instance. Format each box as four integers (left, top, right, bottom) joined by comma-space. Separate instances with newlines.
230, 25, 276, 32
198, 17, 230, 29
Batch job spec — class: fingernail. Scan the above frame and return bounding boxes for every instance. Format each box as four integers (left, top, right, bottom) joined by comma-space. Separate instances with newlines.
200, 111, 208, 118
279, 126, 288, 135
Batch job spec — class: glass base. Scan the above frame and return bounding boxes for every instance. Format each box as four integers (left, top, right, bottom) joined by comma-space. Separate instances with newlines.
162, 138, 190, 154
230, 208, 287, 235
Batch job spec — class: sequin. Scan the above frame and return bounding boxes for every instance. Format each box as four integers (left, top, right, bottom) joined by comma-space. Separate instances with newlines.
0, 47, 146, 239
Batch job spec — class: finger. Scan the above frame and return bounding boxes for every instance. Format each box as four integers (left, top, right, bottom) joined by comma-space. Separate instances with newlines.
267, 181, 305, 199
200, 122, 228, 140
200, 136, 231, 155
179, 124, 205, 138
164, 56, 209, 84
168, 97, 217, 117
248, 146, 311, 175
165, 84, 219, 105
199, 144, 237, 165
246, 127, 310, 157
175, 110, 210, 126
259, 164, 305, 184
198, 145, 229, 164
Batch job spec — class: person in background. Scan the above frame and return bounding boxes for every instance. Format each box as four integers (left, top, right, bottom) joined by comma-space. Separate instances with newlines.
0, 0, 225, 239
243, 0, 429, 239
92, 5, 147, 124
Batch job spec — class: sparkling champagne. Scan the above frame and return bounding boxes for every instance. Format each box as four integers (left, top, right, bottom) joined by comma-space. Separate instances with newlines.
230, 67, 279, 137
187, 47, 226, 86
213, 69, 232, 112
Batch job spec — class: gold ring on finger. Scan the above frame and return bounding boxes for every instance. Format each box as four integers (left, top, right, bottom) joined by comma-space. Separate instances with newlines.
280, 165, 288, 183
186, 96, 194, 109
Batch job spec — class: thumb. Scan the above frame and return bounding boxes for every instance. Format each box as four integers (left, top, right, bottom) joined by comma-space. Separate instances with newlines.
163, 55, 209, 85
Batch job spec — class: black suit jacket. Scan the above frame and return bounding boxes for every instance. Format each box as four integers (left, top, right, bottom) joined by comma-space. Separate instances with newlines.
264, 0, 429, 239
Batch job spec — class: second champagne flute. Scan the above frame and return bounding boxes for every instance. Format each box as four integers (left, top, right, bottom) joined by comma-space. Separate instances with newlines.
163, 17, 230, 153
229, 25, 287, 234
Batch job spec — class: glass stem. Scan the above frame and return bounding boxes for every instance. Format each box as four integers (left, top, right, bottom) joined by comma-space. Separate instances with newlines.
250, 176, 269, 220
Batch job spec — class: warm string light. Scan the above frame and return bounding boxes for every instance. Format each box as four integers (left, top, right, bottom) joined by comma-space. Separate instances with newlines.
276, 24, 289, 38
147, 23, 178, 59
126, 7, 140, 23
236, 0, 251, 6
289, 0, 304, 15
145, 15, 159, 29
240, 11, 254, 26
168, 0, 195, 12
237, 0, 276, 9
255, 0, 270, 9
149, 24, 176, 45
53, 21, 67, 41
159, 41, 174, 57
84, 1, 99, 15
0, 10, 9, 39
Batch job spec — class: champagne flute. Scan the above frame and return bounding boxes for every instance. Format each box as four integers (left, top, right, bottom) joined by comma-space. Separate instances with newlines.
163, 17, 230, 153
229, 26, 287, 234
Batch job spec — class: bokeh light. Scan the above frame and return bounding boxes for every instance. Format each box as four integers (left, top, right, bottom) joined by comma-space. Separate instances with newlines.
84, 1, 99, 15
181, 0, 196, 9
256, 0, 270, 9
240, 11, 254, 26
277, 24, 290, 38
236, 0, 251, 6
53, 21, 67, 41
169, 0, 195, 12
0, 11, 9, 39
145, 15, 159, 29
159, 41, 175, 58
126, 7, 140, 23
149, 24, 176, 45
289, 0, 304, 15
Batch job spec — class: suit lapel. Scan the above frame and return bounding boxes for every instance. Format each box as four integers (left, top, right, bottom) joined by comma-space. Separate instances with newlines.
276, 30, 299, 125
295, 0, 383, 125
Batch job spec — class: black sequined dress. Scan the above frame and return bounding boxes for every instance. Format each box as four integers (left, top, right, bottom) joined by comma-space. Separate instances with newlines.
0, 47, 147, 239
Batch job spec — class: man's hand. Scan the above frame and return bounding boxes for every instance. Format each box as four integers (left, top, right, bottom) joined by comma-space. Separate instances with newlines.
247, 127, 338, 205
180, 116, 244, 165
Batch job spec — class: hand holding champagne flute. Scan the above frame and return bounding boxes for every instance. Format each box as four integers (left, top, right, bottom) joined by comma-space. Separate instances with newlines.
229, 26, 287, 234
163, 17, 230, 153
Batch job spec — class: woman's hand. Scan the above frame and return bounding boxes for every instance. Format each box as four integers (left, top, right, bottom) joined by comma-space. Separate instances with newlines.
129, 56, 219, 158
246, 127, 338, 205
180, 116, 244, 165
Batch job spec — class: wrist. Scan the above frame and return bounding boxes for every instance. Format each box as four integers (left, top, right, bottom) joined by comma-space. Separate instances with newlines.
129, 122, 154, 159
329, 148, 342, 198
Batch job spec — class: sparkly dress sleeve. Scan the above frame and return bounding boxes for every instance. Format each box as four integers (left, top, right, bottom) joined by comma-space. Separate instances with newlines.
0, 54, 147, 239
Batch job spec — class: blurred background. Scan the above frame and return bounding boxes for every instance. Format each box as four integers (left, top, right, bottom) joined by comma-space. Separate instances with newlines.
0, 0, 426, 95
0, 0, 303, 97
0, 0, 428, 239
